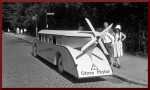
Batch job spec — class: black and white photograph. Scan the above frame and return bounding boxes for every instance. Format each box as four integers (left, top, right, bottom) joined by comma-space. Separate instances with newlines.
3, 2, 148, 88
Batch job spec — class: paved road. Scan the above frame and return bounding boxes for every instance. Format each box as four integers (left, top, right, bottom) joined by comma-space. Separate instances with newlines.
3, 33, 146, 88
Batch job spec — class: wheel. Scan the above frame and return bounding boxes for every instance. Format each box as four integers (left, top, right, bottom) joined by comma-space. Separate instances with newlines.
57, 55, 64, 73
32, 43, 37, 57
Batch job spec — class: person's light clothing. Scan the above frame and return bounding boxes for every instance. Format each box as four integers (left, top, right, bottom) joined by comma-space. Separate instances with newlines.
16, 27, 19, 34
112, 32, 126, 57
102, 31, 114, 43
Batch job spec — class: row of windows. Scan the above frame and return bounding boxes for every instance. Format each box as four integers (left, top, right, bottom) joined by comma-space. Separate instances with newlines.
38, 34, 56, 44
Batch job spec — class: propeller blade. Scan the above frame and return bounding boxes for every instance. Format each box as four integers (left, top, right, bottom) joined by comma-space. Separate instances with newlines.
95, 24, 113, 55
85, 18, 97, 37
76, 37, 97, 59
76, 18, 98, 59
81, 37, 96, 52
100, 23, 113, 35
77, 18, 112, 60
85, 18, 113, 37
97, 39, 109, 55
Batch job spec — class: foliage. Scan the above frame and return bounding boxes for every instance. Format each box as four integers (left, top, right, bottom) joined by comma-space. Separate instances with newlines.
3, 3, 147, 56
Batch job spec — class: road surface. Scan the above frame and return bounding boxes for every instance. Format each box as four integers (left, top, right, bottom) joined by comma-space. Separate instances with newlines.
3, 33, 146, 88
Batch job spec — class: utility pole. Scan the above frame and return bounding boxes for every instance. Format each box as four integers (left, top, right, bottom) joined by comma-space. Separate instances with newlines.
46, 12, 55, 29
32, 14, 38, 37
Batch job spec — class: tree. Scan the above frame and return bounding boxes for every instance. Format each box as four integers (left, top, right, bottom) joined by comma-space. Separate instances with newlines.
3, 3, 24, 31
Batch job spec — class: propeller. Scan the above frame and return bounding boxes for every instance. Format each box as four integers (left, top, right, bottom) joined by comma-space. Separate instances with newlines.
76, 18, 113, 59
85, 18, 97, 37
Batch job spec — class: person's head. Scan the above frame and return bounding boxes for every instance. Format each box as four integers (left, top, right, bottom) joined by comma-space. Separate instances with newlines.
114, 24, 121, 33
104, 22, 109, 28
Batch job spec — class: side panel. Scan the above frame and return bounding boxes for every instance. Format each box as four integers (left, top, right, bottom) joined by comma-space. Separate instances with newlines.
57, 46, 79, 78
36, 36, 79, 77
36, 35, 57, 65
66, 46, 112, 78
77, 47, 113, 78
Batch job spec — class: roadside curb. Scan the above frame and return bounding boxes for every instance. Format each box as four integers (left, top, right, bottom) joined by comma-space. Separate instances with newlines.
17, 37, 33, 44
113, 74, 147, 86
13, 34, 34, 44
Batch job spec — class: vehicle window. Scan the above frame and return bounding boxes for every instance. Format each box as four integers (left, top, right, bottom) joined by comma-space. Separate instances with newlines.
41, 34, 44, 42
44, 34, 47, 42
48, 35, 53, 44
38, 34, 56, 44
53, 36, 56, 44
45, 34, 49, 43
47, 35, 50, 43
43, 34, 45, 42
39, 34, 41, 41
41, 34, 42, 42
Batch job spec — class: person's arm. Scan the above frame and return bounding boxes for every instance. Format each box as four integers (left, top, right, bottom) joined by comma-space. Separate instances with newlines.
121, 32, 126, 41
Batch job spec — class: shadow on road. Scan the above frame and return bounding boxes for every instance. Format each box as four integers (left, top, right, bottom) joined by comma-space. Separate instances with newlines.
33, 55, 106, 83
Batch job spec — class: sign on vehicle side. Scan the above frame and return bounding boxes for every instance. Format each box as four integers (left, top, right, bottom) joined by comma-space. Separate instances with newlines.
80, 64, 111, 76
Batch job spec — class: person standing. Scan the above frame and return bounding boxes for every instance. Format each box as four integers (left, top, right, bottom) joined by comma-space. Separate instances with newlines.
16, 27, 19, 34
112, 24, 126, 68
100, 22, 114, 65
